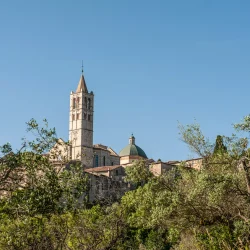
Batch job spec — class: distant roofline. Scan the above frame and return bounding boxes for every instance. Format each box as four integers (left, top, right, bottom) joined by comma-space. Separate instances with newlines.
85, 165, 121, 172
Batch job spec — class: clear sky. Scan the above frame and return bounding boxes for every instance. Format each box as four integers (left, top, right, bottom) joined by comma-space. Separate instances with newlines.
1, 1, 250, 161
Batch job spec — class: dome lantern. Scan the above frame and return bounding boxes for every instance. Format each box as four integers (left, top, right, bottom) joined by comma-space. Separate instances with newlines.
129, 134, 135, 145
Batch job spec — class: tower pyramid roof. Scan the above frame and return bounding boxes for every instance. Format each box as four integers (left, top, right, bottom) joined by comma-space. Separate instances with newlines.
76, 74, 88, 93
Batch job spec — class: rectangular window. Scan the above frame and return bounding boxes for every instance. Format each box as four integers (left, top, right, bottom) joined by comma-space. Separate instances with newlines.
95, 155, 98, 167
84, 113, 87, 120
72, 114, 75, 120
76, 113, 80, 120
73, 98, 76, 109
88, 114, 91, 121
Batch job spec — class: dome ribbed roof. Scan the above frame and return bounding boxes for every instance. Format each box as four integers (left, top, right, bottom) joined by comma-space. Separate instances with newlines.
119, 134, 147, 158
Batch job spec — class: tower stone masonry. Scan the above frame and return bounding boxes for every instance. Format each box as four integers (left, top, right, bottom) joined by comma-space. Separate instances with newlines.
69, 73, 94, 167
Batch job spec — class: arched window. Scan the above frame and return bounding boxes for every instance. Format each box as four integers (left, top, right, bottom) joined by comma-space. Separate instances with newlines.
85, 97, 87, 108
77, 97, 81, 108
87, 98, 91, 109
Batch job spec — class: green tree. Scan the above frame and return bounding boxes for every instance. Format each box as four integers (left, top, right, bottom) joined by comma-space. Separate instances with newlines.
213, 135, 227, 154
0, 119, 88, 218
0, 119, 90, 249
125, 160, 153, 187
121, 116, 250, 249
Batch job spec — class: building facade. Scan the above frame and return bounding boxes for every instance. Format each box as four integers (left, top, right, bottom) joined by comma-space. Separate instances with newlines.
68, 72, 120, 168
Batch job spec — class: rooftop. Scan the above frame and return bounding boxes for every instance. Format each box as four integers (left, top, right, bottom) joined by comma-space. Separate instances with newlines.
85, 165, 121, 173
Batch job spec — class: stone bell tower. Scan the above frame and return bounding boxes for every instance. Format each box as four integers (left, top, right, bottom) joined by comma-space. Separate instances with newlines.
69, 70, 94, 167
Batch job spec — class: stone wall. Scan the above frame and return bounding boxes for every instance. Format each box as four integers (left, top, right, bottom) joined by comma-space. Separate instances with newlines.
93, 147, 120, 168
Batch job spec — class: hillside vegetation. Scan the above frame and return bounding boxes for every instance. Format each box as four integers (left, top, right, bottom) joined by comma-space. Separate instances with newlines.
1, 117, 250, 249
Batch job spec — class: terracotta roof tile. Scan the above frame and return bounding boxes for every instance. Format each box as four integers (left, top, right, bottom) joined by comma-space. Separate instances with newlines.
85, 165, 121, 172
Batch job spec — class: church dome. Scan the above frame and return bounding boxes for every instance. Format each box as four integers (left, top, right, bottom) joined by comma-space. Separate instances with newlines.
119, 134, 147, 159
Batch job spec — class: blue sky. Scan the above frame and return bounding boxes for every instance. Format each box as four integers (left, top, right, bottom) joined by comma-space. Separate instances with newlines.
1, 1, 250, 161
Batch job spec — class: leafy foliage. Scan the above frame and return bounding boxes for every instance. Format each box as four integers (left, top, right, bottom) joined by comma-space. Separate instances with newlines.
213, 135, 227, 155
0, 119, 88, 219
2, 116, 250, 249
125, 160, 153, 186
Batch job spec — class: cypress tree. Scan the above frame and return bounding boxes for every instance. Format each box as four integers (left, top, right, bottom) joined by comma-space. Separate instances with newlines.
213, 135, 227, 154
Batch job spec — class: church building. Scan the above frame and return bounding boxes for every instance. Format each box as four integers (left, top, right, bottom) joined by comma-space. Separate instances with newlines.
48, 70, 202, 202
67, 71, 148, 169
49, 69, 180, 202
